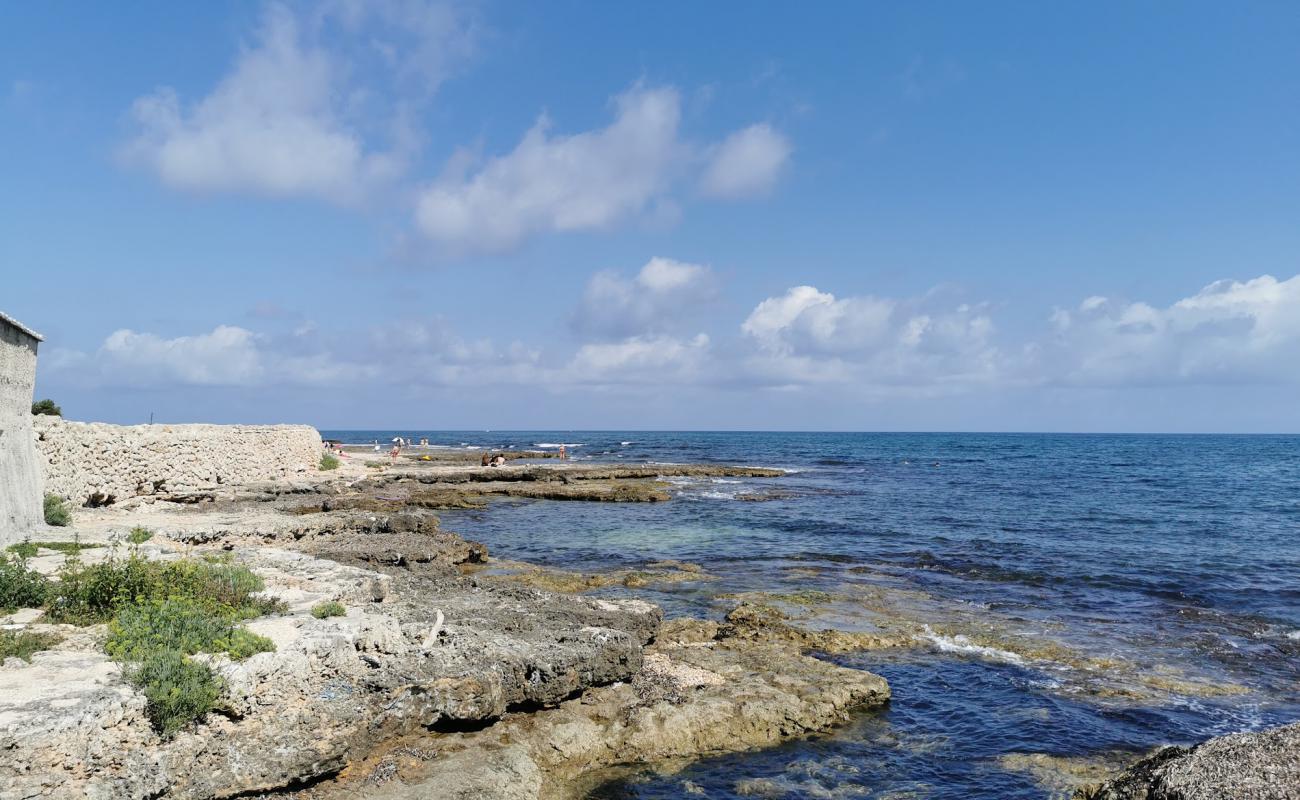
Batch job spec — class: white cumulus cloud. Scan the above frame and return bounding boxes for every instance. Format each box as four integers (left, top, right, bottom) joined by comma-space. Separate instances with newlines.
700, 123, 791, 198
99, 326, 267, 386
1046, 273, 1300, 385
741, 285, 1001, 388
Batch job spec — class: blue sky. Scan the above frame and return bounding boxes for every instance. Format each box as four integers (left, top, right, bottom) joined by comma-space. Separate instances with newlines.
3, 2, 1298, 431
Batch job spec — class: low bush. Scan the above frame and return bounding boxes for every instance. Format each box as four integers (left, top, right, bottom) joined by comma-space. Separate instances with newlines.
127, 649, 223, 738
107, 597, 275, 662
31, 398, 61, 416
107, 595, 274, 737
320, 453, 341, 471
43, 494, 71, 527
311, 600, 346, 619
0, 552, 49, 611
0, 629, 62, 662
45, 550, 284, 625
127, 527, 153, 545
6, 542, 37, 559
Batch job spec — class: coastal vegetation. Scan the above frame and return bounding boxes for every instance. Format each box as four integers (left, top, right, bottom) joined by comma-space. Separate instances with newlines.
125, 649, 224, 738
320, 453, 341, 471
30, 398, 61, 416
311, 600, 346, 618
0, 629, 62, 662
44, 549, 284, 625
0, 551, 48, 611
6, 539, 100, 558
1, 543, 282, 737
42, 493, 71, 526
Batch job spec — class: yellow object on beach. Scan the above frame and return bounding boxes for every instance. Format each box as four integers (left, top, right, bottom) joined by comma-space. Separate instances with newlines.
420, 455, 432, 461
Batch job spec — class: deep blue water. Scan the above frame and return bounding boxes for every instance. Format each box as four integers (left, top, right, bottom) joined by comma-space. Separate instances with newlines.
324, 431, 1300, 798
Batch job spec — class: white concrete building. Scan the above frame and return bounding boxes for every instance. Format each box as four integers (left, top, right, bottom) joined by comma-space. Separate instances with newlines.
0, 311, 44, 541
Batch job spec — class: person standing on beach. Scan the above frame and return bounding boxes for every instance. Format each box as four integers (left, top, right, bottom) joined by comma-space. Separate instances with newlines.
559, 444, 567, 460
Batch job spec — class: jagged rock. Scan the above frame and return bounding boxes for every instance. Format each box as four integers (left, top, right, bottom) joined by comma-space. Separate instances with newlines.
1077, 721, 1300, 800
320, 611, 891, 800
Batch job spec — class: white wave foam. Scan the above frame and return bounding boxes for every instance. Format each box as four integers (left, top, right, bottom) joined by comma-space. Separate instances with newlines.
534, 442, 584, 449
620, 441, 635, 446
1287, 630, 1300, 641
922, 626, 1025, 665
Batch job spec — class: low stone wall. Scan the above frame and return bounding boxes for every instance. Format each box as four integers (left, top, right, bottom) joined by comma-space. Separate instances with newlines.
34, 416, 323, 506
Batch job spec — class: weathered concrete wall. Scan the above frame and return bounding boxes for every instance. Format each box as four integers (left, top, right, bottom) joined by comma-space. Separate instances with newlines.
34, 417, 323, 506
0, 316, 42, 541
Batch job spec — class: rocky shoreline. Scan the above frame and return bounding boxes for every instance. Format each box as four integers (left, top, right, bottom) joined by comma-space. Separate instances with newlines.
2, 457, 1295, 799
0, 459, 890, 800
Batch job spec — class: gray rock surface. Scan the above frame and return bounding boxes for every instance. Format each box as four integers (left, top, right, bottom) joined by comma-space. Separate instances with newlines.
0, 546, 659, 800
1079, 721, 1300, 800
287, 618, 890, 800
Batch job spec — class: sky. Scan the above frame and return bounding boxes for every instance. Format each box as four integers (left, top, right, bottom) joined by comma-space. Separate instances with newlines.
2, 1, 1299, 432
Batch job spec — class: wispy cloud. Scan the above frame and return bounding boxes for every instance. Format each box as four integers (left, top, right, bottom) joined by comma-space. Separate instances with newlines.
572, 257, 718, 340
414, 84, 793, 254
699, 123, 792, 198
121, 1, 474, 204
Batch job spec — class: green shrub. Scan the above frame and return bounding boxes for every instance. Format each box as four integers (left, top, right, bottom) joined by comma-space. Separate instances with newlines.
127, 527, 153, 545
319, 453, 341, 471
44, 551, 284, 625
126, 649, 223, 738
31, 398, 61, 416
108, 597, 273, 737
226, 627, 276, 659
107, 597, 274, 662
96, 564, 278, 738
6, 542, 37, 559
311, 600, 346, 619
0, 552, 49, 611
0, 629, 62, 662
43, 494, 71, 527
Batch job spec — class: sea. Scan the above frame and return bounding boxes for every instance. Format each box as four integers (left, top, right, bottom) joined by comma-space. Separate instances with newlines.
322, 430, 1300, 799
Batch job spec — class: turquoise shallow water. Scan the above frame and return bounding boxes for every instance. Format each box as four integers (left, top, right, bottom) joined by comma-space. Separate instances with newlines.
325, 431, 1300, 798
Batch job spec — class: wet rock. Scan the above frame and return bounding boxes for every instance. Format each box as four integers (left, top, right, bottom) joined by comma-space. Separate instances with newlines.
1077, 721, 1300, 800
720, 602, 909, 653
312, 615, 890, 800
485, 561, 715, 594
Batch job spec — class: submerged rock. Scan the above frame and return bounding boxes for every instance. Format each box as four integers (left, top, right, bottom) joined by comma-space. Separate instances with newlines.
1077, 721, 1300, 800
